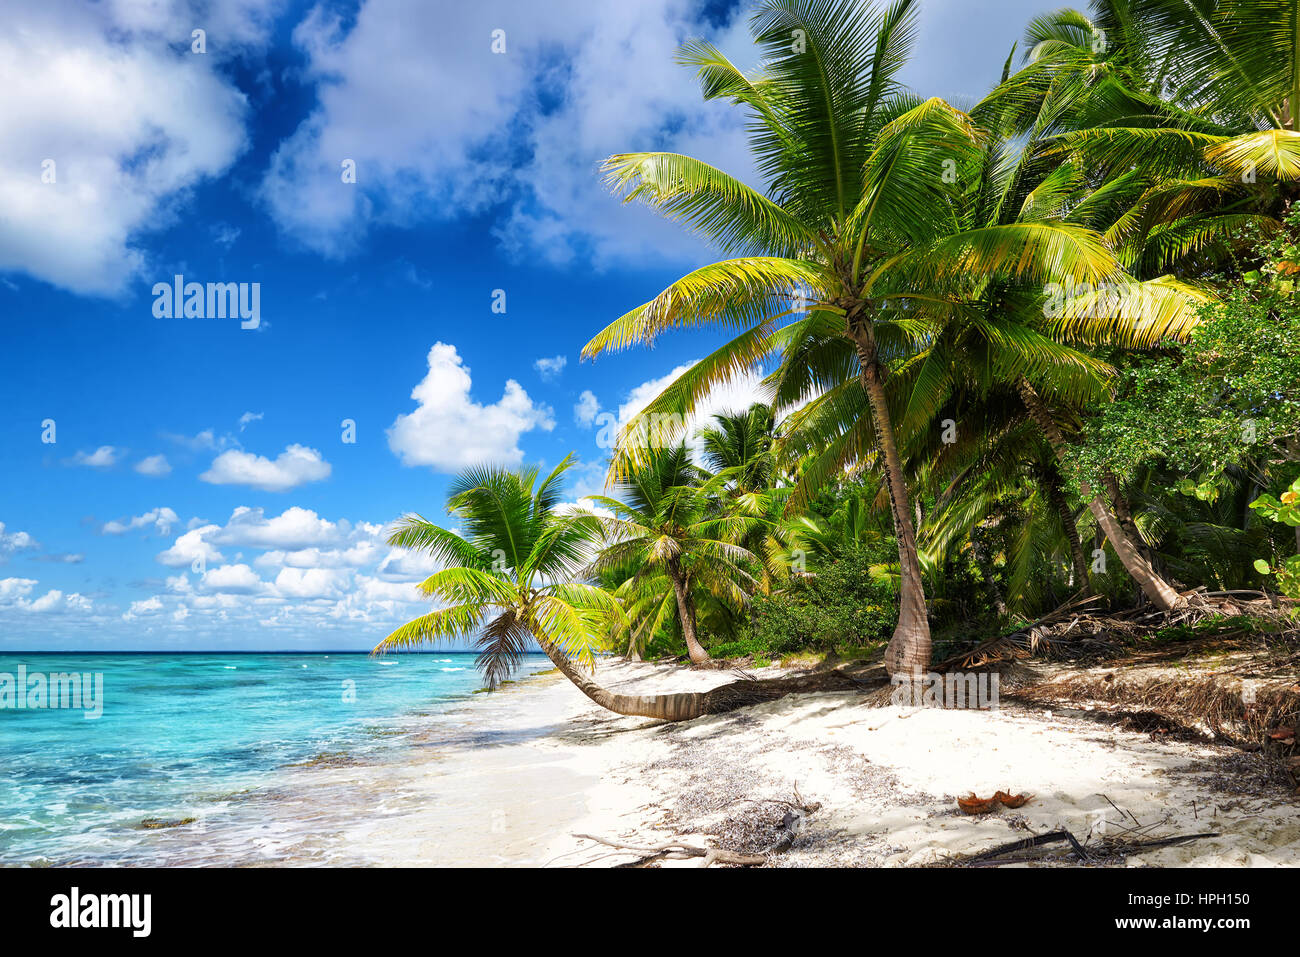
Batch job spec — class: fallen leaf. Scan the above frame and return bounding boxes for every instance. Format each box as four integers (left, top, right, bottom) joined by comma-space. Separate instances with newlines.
1269, 726, 1295, 741
958, 793, 1000, 815
959, 790, 1033, 814
994, 790, 1033, 809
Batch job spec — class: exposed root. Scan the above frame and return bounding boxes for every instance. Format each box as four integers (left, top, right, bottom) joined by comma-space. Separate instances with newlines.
939, 591, 1298, 671
1012, 671, 1300, 748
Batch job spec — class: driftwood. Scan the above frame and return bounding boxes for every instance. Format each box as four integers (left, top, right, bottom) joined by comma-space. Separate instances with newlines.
571, 834, 767, 868
967, 828, 1093, 864
963, 827, 1221, 867
573, 790, 819, 867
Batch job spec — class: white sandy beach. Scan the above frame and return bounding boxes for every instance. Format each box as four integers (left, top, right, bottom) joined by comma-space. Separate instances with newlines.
137, 658, 1297, 867
266, 659, 1300, 867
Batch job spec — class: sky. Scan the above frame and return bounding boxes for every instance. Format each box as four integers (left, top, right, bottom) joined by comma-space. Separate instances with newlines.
0, 0, 1056, 650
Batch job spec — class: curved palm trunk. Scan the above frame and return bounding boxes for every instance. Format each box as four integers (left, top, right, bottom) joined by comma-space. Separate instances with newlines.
1017, 379, 1180, 611
1044, 467, 1091, 590
536, 635, 709, 720
848, 320, 931, 678
1104, 473, 1156, 565
667, 560, 711, 665
533, 635, 878, 721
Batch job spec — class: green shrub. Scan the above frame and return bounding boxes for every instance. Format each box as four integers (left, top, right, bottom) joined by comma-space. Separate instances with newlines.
712, 544, 898, 658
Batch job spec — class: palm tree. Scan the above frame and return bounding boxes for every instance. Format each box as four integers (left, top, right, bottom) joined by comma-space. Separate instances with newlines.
585, 443, 759, 665
993, 1, 1298, 260
377, 456, 870, 720
698, 403, 779, 495
582, 0, 1122, 678
376, 457, 733, 720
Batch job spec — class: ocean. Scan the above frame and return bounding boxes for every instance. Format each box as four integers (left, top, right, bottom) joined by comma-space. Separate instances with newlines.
0, 652, 554, 866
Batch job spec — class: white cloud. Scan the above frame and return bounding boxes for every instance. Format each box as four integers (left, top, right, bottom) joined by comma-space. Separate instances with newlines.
69, 446, 122, 468
574, 389, 601, 427
259, 0, 754, 267
134, 454, 172, 477
200, 444, 332, 492
238, 411, 264, 431
0, 522, 38, 560
210, 506, 342, 550
26, 589, 92, 614
254, 540, 383, 570
271, 566, 349, 599
122, 596, 164, 620
0, 577, 38, 604
534, 355, 567, 380
387, 342, 554, 472
136, 507, 439, 634
617, 361, 769, 456
156, 526, 225, 568
375, 546, 443, 581
0, 1, 263, 296
102, 507, 180, 537
201, 563, 264, 594
163, 428, 234, 452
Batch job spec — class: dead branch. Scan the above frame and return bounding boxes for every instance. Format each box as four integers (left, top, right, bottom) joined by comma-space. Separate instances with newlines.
572, 833, 767, 867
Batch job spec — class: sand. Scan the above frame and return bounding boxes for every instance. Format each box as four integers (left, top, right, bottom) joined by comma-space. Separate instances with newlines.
496, 660, 1298, 867
148, 658, 1298, 866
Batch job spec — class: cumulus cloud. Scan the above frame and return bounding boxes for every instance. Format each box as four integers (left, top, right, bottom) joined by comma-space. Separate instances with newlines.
200, 563, 264, 594
200, 444, 332, 492
210, 506, 342, 550
271, 566, 350, 600
27, 589, 93, 614
258, 0, 753, 267
122, 596, 164, 620
617, 361, 769, 455
0, 576, 93, 614
68, 446, 122, 468
134, 454, 172, 477
102, 507, 180, 537
0, 522, 38, 560
0, 577, 38, 603
0, 0, 265, 295
387, 342, 554, 472
126, 506, 442, 635
156, 526, 225, 568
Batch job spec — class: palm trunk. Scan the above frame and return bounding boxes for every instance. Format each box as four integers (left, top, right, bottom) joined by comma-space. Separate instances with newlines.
973, 530, 1008, 617
1017, 378, 1180, 611
1045, 467, 1090, 590
668, 560, 711, 665
848, 319, 931, 677
535, 635, 708, 720
1104, 472, 1154, 564
532, 635, 878, 721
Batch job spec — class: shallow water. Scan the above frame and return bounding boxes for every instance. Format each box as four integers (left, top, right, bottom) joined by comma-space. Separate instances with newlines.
0, 652, 553, 865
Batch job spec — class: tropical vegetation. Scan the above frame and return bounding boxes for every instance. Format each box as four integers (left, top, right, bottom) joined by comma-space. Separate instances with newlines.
380, 0, 1300, 714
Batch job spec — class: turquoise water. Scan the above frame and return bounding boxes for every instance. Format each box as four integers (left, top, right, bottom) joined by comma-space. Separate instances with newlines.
0, 652, 551, 866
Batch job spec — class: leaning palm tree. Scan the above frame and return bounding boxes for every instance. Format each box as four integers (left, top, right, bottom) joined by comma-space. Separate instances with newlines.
583, 0, 1123, 678
585, 443, 759, 664
376, 456, 869, 720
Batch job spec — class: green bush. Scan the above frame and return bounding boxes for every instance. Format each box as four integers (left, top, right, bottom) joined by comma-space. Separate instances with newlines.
710, 544, 898, 658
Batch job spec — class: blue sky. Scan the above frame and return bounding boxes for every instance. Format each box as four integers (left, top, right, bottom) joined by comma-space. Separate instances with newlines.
0, 0, 1054, 650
